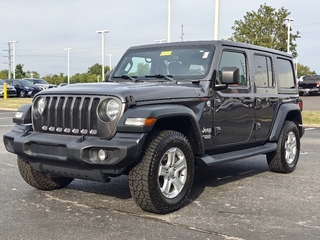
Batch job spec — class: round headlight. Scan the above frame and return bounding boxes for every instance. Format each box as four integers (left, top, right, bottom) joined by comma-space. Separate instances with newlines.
106, 99, 120, 121
98, 98, 121, 122
34, 97, 45, 117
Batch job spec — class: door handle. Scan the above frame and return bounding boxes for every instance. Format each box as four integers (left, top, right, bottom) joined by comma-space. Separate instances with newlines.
242, 98, 254, 104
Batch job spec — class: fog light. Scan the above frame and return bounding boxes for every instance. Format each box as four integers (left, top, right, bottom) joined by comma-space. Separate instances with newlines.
98, 149, 107, 161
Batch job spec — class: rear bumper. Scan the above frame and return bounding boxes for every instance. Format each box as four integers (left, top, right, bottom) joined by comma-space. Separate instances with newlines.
3, 124, 147, 179
298, 88, 319, 93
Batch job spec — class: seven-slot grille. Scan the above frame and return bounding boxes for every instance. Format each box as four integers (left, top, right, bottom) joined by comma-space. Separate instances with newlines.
35, 95, 101, 136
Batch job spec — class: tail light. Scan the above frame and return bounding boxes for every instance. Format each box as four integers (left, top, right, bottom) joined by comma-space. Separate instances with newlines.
297, 98, 303, 111
316, 81, 320, 87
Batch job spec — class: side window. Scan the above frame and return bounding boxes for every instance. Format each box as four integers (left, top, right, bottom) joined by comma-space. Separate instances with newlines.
277, 58, 295, 89
219, 51, 247, 86
254, 55, 274, 88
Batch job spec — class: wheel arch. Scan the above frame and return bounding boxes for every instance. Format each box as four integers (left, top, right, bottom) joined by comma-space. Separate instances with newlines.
269, 103, 303, 142
117, 104, 205, 155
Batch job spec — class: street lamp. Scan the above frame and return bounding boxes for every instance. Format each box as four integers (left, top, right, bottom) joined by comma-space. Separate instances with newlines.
286, 18, 294, 53
167, 0, 171, 42
107, 54, 113, 70
155, 39, 166, 43
9, 40, 18, 79
96, 30, 109, 81
64, 48, 72, 84
214, 0, 220, 40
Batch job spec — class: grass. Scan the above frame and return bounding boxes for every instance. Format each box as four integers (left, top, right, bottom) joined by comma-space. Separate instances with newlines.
0, 97, 32, 110
301, 111, 320, 126
0, 97, 319, 126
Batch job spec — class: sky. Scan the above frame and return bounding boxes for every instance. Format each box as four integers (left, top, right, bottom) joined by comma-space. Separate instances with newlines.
1, 0, 319, 78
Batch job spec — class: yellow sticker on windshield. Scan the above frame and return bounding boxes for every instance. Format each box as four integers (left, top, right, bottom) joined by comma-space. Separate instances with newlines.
160, 51, 172, 56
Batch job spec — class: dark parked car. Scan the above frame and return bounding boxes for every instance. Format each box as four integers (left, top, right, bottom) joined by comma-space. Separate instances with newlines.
23, 78, 57, 90
4, 79, 42, 97
0, 79, 17, 97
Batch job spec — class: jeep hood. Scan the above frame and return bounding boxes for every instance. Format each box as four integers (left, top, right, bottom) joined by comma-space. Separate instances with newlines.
38, 82, 202, 102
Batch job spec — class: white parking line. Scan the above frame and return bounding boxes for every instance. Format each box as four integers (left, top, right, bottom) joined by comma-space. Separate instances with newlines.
0, 112, 15, 114
0, 117, 13, 119
305, 128, 315, 131
0, 125, 14, 127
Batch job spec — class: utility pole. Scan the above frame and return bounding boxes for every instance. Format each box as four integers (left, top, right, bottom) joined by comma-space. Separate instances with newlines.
8, 42, 11, 79
214, 0, 220, 40
9, 40, 17, 79
64, 48, 72, 84
180, 24, 185, 42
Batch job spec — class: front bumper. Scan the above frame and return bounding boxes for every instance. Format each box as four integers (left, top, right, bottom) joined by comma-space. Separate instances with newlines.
3, 124, 147, 180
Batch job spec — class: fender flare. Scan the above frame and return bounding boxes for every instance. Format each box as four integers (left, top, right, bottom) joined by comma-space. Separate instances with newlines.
269, 103, 303, 142
13, 104, 32, 124
117, 104, 205, 153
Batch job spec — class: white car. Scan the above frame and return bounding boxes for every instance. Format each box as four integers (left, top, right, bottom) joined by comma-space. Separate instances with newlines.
23, 78, 57, 90
0, 79, 17, 97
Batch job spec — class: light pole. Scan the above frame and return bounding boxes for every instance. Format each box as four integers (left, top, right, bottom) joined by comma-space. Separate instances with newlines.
96, 30, 109, 81
64, 48, 72, 84
167, 0, 171, 42
286, 18, 294, 53
107, 54, 113, 70
155, 39, 166, 43
9, 40, 18, 79
214, 0, 220, 40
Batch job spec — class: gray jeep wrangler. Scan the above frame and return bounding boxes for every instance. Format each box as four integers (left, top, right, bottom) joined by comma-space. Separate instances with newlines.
3, 40, 304, 214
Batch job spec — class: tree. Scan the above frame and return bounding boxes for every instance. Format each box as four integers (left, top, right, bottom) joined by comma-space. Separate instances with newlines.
43, 73, 67, 85
296, 63, 316, 78
136, 63, 150, 75
229, 4, 300, 58
71, 73, 99, 83
0, 69, 8, 79
87, 63, 110, 76
25, 71, 40, 79
15, 64, 26, 79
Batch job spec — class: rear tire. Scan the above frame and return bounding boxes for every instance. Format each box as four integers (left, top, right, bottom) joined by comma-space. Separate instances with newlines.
17, 157, 74, 190
267, 121, 300, 173
129, 130, 194, 214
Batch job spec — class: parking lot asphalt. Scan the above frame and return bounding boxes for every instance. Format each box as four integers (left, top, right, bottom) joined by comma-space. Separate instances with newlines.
0, 109, 319, 240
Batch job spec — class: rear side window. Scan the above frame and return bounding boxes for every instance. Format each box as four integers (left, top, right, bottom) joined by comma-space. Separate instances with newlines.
253, 55, 274, 88
277, 58, 295, 89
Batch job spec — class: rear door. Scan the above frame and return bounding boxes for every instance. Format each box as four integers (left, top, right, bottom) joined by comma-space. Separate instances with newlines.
252, 53, 278, 140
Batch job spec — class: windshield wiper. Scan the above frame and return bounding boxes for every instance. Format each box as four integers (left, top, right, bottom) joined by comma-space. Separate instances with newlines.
145, 74, 177, 83
113, 75, 137, 82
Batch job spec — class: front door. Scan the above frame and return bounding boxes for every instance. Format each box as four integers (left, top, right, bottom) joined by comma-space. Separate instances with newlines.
212, 49, 255, 147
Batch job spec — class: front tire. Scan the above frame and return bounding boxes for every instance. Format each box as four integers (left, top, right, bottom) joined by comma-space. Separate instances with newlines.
19, 90, 26, 98
129, 130, 194, 214
267, 121, 300, 173
17, 157, 74, 190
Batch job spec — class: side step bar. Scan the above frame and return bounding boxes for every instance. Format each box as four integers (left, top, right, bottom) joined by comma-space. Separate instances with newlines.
195, 143, 277, 167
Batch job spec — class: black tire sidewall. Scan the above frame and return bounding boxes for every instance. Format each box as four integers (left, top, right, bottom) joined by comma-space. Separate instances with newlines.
148, 132, 194, 208
280, 122, 300, 170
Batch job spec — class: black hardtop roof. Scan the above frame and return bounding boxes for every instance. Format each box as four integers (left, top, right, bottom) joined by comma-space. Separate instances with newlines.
126, 40, 292, 58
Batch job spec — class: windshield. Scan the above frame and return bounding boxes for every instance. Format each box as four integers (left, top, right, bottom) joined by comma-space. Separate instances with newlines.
21, 80, 36, 87
113, 45, 215, 80
33, 79, 48, 84
0, 80, 5, 85
303, 76, 320, 82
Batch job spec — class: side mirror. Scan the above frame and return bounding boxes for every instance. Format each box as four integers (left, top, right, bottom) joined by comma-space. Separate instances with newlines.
220, 67, 239, 84
105, 70, 113, 82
